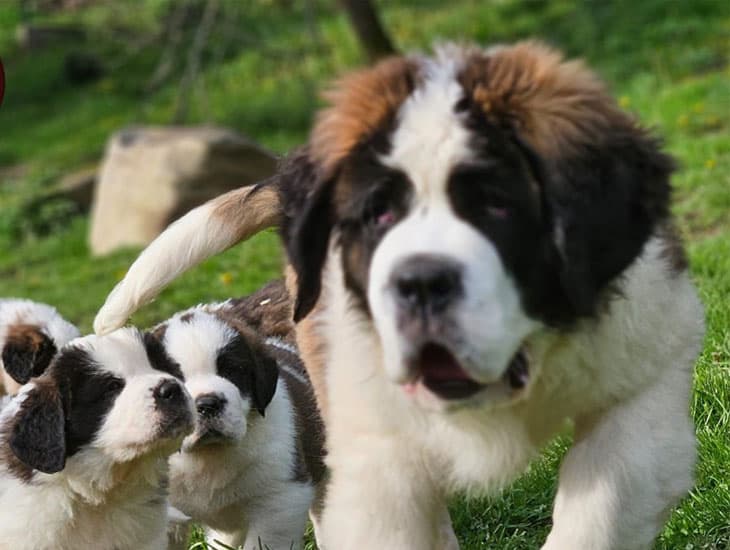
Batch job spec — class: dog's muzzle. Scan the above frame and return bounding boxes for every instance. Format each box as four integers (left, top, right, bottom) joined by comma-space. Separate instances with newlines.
181, 393, 232, 452
388, 254, 530, 402
154, 379, 194, 437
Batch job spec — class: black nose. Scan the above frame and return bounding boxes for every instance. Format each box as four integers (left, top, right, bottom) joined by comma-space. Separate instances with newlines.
195, 394, 226, 418
392, 255, 463, 314
154, 379, 184, 403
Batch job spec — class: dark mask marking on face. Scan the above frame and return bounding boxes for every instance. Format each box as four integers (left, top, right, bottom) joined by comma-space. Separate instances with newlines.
144, 332, 184, 380
216, 332, 279, 417
52, 347, 126, 457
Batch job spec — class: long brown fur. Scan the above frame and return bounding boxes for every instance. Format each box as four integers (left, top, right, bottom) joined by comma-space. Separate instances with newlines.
459, 41, 632, 158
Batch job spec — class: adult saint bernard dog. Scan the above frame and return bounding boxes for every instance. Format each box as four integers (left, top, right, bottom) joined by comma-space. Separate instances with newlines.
95, 41, 705, 549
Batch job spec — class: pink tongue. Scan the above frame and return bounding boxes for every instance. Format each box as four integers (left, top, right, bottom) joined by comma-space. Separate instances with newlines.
418, 343, 471, 381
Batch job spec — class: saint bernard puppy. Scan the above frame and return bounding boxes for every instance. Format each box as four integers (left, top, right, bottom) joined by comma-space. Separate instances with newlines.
95, 41, 705, 549
156, 281, 325, 550
0, 328, 194, 550
0, 299, 80, 395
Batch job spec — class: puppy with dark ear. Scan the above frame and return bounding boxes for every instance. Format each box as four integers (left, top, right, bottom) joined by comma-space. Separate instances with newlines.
0, 299, 80, 395
7, 378, 66, 475
158, 280, 326, 550
0, 327, 195, 550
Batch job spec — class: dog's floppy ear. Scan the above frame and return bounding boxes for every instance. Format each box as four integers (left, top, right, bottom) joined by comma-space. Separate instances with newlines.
2, 325, 57, 385
280, 148, 337, 322
249, 351, 279, 417
547, 129, 673, 316
215, 327, 279, 417
8, 379, 66, 473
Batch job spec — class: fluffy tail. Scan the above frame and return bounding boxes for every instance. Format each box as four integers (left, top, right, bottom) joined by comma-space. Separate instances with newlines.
94, 181, 280, 335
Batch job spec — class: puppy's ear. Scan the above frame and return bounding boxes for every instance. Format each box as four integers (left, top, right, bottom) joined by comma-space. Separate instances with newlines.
9, 379, 66, 473
2, 325, 57, 385
215, 329, 279, 417
249, 351, 279, 417
280, 149, 337, 322
548, 129, 673, 316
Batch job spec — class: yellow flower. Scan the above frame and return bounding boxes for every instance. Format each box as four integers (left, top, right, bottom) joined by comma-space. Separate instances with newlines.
705, 159, 717, 169
692, 103, 705, 114
619, 96, 631, 108
219, 272, 234, 285
677, 114, 689, 127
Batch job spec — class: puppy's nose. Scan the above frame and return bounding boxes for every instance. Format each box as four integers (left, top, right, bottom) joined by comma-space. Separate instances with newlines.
195, 394, 226, 418
392, 255, 463, 314
154, 379, 184, 403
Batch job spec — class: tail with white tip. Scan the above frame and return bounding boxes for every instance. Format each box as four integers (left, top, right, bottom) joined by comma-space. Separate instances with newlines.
94, 182, 281, 335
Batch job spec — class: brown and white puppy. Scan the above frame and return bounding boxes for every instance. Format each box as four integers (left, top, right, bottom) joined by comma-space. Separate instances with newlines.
0, 328, 194, 550
0, 299, 79, 395
157, 281, 325, 550
95, 42, 705, 549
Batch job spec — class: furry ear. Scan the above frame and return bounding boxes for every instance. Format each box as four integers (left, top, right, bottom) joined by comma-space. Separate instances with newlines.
215, 329, 279, 417
249, 352, 279, 417
2, 326, 57, 385
280, 149, 337, 322
9, 380, 66, 473
548, 129, 674, 316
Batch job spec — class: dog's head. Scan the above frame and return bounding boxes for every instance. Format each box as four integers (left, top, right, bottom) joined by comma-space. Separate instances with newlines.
1, 327, 194, 476
0, 300, 80, 388
282, 42, 674, 410
153, 308, 279, 452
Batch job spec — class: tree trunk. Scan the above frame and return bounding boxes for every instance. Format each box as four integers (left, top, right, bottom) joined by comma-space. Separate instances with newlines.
339, 0, 396, 62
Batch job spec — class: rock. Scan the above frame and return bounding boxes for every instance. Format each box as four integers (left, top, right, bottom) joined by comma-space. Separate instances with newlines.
89, 126, 276, 256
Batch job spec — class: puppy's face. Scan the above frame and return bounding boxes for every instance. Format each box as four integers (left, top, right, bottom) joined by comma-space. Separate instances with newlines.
3, 328, 194, 475
157, 309, 278, 452
284, 43, 673, 410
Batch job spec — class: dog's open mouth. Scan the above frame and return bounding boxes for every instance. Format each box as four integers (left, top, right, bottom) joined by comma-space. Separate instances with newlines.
409, 342, 529, 401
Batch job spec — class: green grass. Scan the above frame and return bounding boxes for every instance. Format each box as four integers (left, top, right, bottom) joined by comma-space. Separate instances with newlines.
1, 1, 729, 548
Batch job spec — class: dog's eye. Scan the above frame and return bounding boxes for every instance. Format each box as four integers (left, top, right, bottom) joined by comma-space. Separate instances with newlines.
483, 192, 511, 219
105, 379, 124, 394
363, 188, 396, 228
450, 164, 515, 220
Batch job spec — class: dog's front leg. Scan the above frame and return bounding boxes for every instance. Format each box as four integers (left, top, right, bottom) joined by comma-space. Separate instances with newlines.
542, 368, 696, 550
319, 435, 451, 550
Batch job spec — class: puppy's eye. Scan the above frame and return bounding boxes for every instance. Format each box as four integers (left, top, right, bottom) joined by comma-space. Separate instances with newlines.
105, 379, 124, 394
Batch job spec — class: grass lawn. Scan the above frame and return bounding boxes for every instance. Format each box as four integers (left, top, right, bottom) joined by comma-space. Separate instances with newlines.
1, 1, 729, 548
